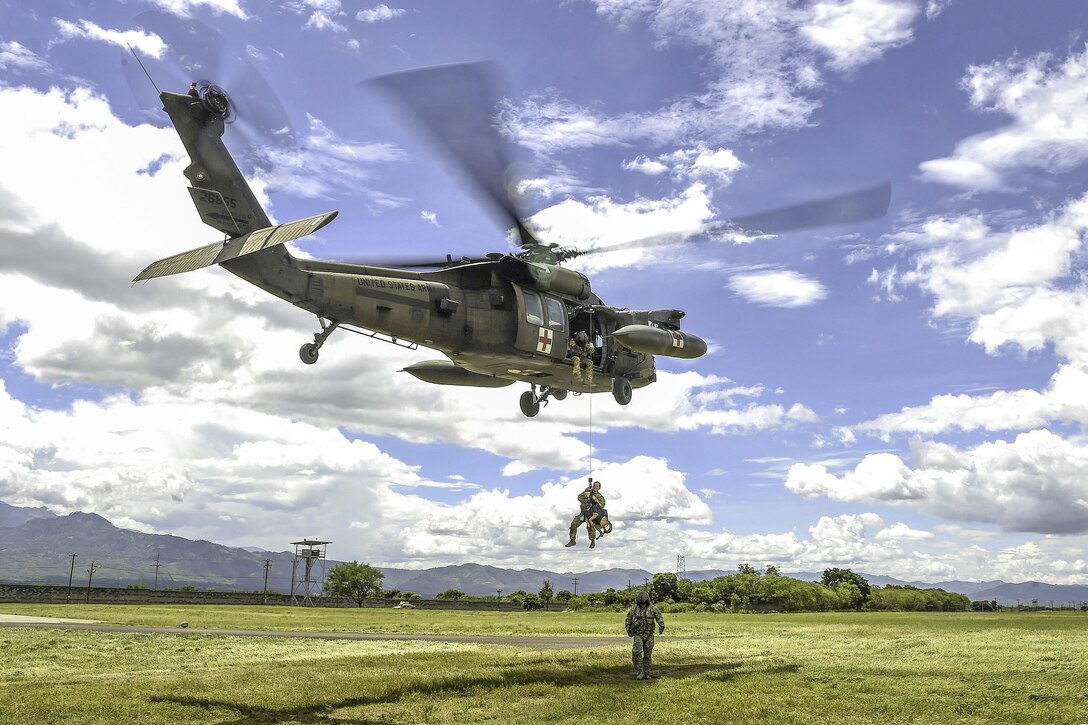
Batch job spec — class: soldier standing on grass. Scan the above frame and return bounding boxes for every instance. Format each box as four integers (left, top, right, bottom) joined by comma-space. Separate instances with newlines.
625, 590, 665, 679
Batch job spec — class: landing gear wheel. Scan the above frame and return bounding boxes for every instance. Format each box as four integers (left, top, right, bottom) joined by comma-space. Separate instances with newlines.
612, 377, 633, 405
520, 390, 541, 417
299, 318, 340, 366
299, 343, 319, 365
552, 389, 569, 401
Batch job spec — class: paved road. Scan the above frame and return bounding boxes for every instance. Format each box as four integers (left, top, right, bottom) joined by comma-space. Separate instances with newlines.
0, 616, 627, 649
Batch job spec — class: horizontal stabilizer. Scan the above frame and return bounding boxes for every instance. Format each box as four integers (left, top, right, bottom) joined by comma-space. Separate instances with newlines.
133, 211, 338, 282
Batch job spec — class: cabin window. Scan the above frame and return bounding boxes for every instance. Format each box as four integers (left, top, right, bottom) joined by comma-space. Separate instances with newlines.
544, 296, 566, 331
524, 290, 544, 325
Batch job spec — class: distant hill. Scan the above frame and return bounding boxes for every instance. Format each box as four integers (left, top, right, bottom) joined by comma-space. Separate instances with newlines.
0, 509, 301, 591
0, 500, 56, 528
0, 501, 1082, 605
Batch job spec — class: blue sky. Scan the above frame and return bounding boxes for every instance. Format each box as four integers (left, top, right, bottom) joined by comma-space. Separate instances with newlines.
2, 0, 1088, 583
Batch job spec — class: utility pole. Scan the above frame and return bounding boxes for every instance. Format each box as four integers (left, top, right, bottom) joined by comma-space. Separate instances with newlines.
66, 554, 77, 604
496, 589, 502, 601
572, 577, 579, 596
85, 561, 99, 603
151, 552, 161, 590
263, 559, 273, 604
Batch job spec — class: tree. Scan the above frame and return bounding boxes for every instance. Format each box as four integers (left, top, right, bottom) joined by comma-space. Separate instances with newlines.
737, 563, 760, 576
435, 588, 466, 600
651, 572, 678, 602
764, 564, 780, 577
325, 561, 385, 607
821, 568, 871, 606
555, 590, 574, 603
539, 580, 554, 611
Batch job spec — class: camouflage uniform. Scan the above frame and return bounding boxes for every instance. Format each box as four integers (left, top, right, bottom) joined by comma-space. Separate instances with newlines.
568, 333, 594, 383
589, 486, 608, 537
566, 488, 598, 548
625, 593, 665, 679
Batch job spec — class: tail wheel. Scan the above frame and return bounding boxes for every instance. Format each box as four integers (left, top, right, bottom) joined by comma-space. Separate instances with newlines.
299, 343, 319, 365
519, 390, 540, 417
612, 377, 632, 405
552, 389, 568, 401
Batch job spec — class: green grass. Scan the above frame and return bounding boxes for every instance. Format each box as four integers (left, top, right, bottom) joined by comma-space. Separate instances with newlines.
2, 607, 1087, 723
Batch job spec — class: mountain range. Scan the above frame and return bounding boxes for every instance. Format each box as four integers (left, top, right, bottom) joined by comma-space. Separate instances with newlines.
0, 501, 1084, 606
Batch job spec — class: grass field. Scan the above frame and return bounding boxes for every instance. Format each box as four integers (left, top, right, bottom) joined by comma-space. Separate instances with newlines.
1, 606, 1087, 724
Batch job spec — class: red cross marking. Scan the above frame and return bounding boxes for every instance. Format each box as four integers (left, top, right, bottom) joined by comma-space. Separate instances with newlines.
670, 330, 684, 348
539, 329, 552, 347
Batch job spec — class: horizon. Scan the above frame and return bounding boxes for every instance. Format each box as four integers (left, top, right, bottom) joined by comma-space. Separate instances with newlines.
2, 1, 1088, 584
1, 501, 1076, 589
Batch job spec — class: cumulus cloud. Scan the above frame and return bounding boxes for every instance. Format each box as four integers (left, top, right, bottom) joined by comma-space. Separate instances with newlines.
853, 193, 1088, 438
919, 45, 1088, 190
801, 0, 920, 72
0, 41, 53, 73
624, 143, 745, 186
786, 430, 1088, 535
53, 19, 167, 59
688, 512, 954, 580
147, 0, 249, 19
286, 0, 347, 32
357, 4, 405, 23
526, 182, 726, 271
728, 269, 828, 308
849, 364, 1088, 440
508, 0, 924, 152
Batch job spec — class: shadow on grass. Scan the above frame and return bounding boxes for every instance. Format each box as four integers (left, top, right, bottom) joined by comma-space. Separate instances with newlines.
151, 658, 802, 724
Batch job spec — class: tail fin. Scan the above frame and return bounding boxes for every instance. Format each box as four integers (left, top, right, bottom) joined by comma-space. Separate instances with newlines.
160, 88, 270, 236
133, 211, 337, 281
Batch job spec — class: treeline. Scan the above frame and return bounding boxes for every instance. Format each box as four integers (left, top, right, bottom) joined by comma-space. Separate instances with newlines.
325, 561, 970, 612
560, 566, 969, 613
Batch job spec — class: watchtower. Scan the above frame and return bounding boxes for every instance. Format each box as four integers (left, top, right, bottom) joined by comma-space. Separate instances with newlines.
290, 539, 330, 606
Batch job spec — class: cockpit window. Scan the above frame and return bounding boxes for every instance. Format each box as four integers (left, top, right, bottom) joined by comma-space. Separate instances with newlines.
544, 296, 566, 331
524, 290, 544, 325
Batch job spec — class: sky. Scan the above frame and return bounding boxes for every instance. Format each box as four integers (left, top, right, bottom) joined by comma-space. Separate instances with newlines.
2, 0, 1088, 584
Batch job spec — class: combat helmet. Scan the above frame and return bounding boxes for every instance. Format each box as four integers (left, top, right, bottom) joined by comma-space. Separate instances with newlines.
636, 590, 650, 605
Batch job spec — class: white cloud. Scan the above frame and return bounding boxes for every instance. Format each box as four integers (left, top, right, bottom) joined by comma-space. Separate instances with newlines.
925, 0, 952, 20
786, 430, 1088, 535
852, 193, 1088, 439
802, 0, 920, 72
53, 19, 167, 59
624, 143, 744, 186
420, 210, 438, 226
728, 269, 828, 308
256, 114, 408, 201
0, 41, 53, 73
919, 45, 1088, 190
526, 182, 718, 271
357, 4, 405, 23
286, 0, 347, 32
147, 0, 249, 19
849, 364, 1088, 440
510, 0, 925, 152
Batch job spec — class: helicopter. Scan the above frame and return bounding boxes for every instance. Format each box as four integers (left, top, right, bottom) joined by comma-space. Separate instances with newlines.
134, 62, 890, 417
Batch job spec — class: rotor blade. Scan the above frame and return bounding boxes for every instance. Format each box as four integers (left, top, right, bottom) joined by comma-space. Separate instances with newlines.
326, 254, 497, 269
569, 182, 892, 260
364, 62, 540, 248
729, 181, 891, 234
131, 10, 296, 148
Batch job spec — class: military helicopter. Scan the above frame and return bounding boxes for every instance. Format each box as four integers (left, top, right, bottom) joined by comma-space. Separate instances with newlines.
134, 62, 890, 417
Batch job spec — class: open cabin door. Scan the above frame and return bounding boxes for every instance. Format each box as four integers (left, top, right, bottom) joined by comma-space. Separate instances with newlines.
512, 285, 569, 359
